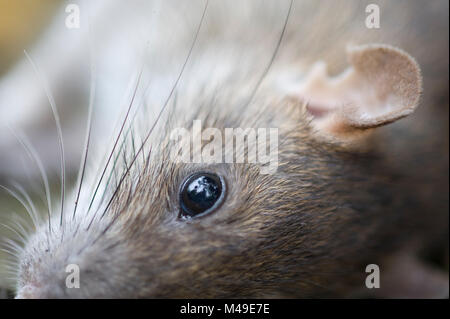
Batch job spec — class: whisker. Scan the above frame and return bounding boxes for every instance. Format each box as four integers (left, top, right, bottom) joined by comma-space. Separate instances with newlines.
100, 0, 209, 221
2, 262, 18, 271
0, 223, 27, 245
84, 0, 209, 236
130, 128, 136, 165
3, 267, 20, 278
73, 14, 97, 220
0, 248, 19, 258
244, 0, 293, 106
11, 215, 32, 238
0, 185, 37, 230
84, 32, 154, 215
4, 215, 32, 247
24, 50, 65, 230
7, 129, 52, 233
86, 67, 144, 214
3, 266, 19, 277
1, 239, 23, 255
11, 183, 41, 228
95, 83, 152, 211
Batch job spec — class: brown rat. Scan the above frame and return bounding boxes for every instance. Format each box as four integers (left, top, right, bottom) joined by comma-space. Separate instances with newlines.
1, 0, 448, 298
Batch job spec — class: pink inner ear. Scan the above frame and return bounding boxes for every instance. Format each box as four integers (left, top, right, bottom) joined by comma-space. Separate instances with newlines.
296, 61, 355, 121
295, 44, 422, 131
306, 103, 331, 118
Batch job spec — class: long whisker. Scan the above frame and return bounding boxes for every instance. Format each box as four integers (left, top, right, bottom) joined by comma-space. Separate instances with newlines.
11, 183, 41, 228
86, 67, 144, 213
101, 0, 209, 221
95, 82, 152, 210
8, 129, 52, 233
0, 222, 27, 245
84, 0, 209, 235
24, 50, 66, 230
1, 239, 23, 255
244, 0, 293, 106
0, 185, 37, 230
13, 217, 31, 239
8, 214, 32, 240
73, 12, 97, 220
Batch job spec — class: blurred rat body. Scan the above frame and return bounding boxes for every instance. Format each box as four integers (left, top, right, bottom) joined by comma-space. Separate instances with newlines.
0, 0, 448, 298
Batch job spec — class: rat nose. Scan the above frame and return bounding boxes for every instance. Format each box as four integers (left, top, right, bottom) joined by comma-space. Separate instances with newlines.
15, 284, 43, 299
16, 280, 67, 298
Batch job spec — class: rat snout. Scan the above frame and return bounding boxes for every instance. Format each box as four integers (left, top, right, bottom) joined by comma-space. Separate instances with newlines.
15, 260, 74, 298
16, 281, 70, 299
15, 284, 50, 299
15, 284, 39, 299
15, 272, 67, 299
15, 220, 136, 298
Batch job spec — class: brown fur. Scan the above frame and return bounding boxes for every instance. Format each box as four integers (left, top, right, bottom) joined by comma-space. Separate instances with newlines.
11, 0, 448, 298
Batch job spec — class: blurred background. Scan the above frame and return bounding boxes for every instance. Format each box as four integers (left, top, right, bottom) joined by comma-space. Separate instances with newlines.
0, 0, 62, 297
0, 0, 61, 75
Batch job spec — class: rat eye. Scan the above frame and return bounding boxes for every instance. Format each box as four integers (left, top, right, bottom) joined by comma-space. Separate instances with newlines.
179, 172, 226, 218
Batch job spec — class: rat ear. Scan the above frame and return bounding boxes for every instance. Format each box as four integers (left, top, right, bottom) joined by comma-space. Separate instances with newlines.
297, 44, 422, 141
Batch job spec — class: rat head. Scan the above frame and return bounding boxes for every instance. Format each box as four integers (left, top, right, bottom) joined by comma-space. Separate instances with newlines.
13, 44, 421, 298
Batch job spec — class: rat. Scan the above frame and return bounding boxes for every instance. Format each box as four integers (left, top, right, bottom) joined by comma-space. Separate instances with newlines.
0, 0, 448, 298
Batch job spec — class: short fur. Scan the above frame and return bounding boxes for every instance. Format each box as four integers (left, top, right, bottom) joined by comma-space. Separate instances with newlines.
2, 0, 448, 298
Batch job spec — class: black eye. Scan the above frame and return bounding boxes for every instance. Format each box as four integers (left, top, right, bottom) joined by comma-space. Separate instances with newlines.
179, 172, 226, 218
